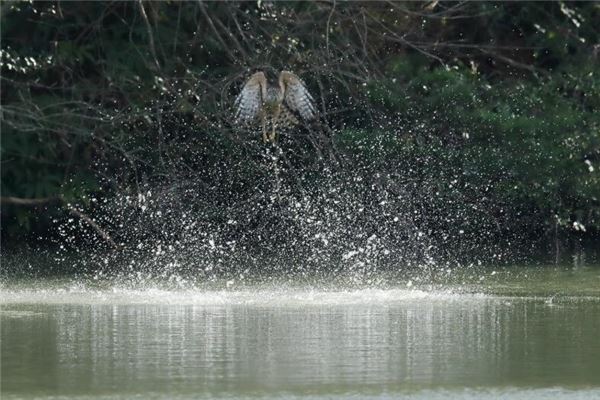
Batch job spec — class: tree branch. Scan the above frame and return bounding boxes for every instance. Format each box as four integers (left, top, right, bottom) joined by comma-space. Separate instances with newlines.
137, 0, 161, 71
1, 196, 118, 249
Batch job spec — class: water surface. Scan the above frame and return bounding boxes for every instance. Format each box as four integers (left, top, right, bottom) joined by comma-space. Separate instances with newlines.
2, 266, 600, 399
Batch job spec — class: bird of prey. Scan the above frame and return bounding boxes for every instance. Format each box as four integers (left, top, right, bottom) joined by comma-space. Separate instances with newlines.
234, 71, 316, 142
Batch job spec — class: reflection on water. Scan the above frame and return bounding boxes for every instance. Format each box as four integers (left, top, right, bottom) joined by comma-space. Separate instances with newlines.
2, 285, 600, 399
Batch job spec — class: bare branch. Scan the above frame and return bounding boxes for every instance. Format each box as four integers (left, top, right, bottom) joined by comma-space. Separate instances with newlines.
1, 196, 118, 249
197, 0, 238, 62
64, 203, 118, 249
326, 0, 336, 57
1, 197, 60, 206
137, 0, 161, 71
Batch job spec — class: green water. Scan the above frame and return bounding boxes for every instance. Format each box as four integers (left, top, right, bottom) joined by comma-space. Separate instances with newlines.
2, 266, 600, 399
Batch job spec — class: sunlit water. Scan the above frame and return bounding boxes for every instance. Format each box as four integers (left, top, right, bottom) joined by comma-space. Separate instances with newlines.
2, 266, 600, 399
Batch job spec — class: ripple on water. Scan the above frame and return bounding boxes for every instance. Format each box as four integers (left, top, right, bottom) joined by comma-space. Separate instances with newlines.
0, 285, 495, 306
0, 387, 599, 400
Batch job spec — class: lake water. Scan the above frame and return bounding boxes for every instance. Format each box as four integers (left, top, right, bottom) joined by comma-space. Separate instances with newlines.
2, 266, 600, 399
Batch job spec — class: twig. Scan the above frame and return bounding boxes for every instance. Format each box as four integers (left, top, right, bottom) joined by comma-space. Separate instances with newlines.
326, 0, 336, 56
197, 0, 237, 61
480, 49, 539, 74
137, 0, 161, 71
173, 3, 182, 55
1, 196, 118, 249
64, 203, 118, 249
0, 196, 60, 206
213, 11, 248, 60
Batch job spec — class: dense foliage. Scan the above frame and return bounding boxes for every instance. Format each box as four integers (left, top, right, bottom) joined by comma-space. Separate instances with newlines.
1, 1, 599, 264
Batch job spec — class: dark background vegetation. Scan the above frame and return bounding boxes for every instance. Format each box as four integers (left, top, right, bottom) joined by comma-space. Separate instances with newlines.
1, 1, 599, 271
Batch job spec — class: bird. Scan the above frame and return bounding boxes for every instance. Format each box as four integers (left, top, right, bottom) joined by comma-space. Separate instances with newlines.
234, 70, 316, 143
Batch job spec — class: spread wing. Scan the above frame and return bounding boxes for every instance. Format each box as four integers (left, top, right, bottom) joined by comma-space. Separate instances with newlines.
279, 71, 316, 121
234, 71, 266, 123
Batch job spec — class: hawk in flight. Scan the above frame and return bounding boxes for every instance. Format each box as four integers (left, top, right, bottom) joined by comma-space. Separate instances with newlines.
234, 71, 316, 142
